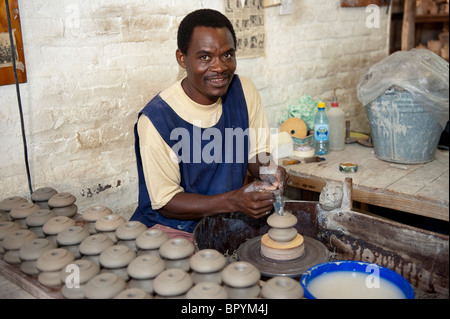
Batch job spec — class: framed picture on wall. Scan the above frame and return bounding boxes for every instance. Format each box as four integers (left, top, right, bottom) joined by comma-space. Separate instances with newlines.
0, 0, 27, 86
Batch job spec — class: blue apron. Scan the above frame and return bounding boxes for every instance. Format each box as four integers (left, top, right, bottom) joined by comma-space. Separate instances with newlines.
130, 75, 249, 232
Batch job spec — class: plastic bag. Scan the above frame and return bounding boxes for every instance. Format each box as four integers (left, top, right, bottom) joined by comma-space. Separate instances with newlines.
357, 49, 449, 129
280, 94, 318, 131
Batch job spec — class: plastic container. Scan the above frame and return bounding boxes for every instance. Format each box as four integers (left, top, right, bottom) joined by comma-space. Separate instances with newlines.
366, 88, 442, 164
300, 260, 414, 299
328, 96, 345, 151
314, 102, 329, 155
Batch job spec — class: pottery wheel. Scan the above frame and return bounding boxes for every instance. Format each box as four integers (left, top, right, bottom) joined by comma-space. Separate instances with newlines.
237, 236, 329, 278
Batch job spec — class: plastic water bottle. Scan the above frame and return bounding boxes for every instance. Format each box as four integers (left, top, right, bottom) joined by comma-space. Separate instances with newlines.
328, 95, 346, 151
314, 102, 329, 155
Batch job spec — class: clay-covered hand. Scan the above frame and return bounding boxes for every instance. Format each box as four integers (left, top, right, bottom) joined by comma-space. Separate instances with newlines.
230, 181, 276, 219
260, 165, 289, 192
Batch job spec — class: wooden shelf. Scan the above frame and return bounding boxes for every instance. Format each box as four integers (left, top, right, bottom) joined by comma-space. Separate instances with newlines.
415, 13, 450, 23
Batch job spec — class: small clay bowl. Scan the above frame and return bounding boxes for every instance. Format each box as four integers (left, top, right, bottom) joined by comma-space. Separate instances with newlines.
189, 249, 226, 274
127, 254, 165, 280
135, 228, 169, 250
0, 196, 27, 212
57, 225, 90, 246
267, 212, 298, 229
99, 244, 136, 269
25, 209, 56, 227
186, 281, 228, 299
159, 237, 194, 260
84, 273, 126, 299
42, 216, 76, 236
222, 261, 261, 288
79, 233, 114, 256
261, 276, 304, 299
36, 248, 75, 272
153, 268, 193, 297
115, 221, 147, 240
95, 214, 126, 232
48, 192, 76, 208
114, 288, 152, 299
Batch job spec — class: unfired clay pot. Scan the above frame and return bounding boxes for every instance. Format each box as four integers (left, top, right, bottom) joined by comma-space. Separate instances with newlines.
261, 276, 304, 299
221, 261, 261, 288
42, 216, 76, 236
19, 238, 57, 275
0, 196, 27, 213
47, 192, 76, 208
79, 233, 115, 264
52, 204, 78, 218
115, 221, 146, 250
2, 229, 38, 264
153, 268, 193, 298
36, 248, 75, 287
159, 237, 194, 260
127, 254, 165, 280
31, 187, 58, 209
186, 281, 228, 299
267, 212, 298, 228
135, 228, 169, 255
0, 221, 21, 253
60, 259, 100, 299
81, 205, 113, 234
267, 227, 298, 242
57, 225, 90, 258
189, 249, 226, 273
10, 202, 41, 228
114, 288, 152, 299
0, 211, 8, 222
226, 284, 261, 299
84, 273, 126, 299
25, 209, 56, 238
99, 244, 136, 269
95, 214, 126, 242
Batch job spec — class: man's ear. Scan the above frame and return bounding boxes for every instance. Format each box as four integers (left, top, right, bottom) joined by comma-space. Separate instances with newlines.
176, 49, 186, 69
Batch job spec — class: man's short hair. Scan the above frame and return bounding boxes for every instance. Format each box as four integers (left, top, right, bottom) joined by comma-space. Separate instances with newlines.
177, 9, 237, 55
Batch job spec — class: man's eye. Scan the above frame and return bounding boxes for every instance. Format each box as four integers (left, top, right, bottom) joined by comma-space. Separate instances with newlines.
224, 53, 233, 59
200, 55, 210, 61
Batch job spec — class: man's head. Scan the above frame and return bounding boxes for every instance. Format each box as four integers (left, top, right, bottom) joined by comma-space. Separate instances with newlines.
176, 9, 237, 105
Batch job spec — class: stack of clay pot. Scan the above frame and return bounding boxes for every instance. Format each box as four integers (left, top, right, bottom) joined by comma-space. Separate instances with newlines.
60, 259, 100, 299
190, 249, 226, 285
25, 209, 56, 238
57, 225, 90, 258
127, 254, 165, 294
0, 221, 21, 253
153, 268, 193, 298
48, 192, 77, 218
79, 233, 114, 265
260, 212, 305, 261
99, 244, 136, 281
42, 216, 76, 245
115, 220, 147, 251
135, 228, 169, 256
0, 196, 27, 221
222, 261, 261, 299
2, 229, 37, 265
31, 187, 57, 210
19, 238, 57, 276
10, 202, 41, 229
94, 214, 126, 243
36, 248, 75, 288
159, 237, 194, 272
81, 205, 113, 234
186, 281, 228, 299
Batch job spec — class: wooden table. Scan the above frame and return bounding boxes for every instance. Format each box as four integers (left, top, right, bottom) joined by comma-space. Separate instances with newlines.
282, 143, 449, 222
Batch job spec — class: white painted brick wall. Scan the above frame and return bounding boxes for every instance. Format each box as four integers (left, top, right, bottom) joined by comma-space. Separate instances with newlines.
0, 0, 390, 218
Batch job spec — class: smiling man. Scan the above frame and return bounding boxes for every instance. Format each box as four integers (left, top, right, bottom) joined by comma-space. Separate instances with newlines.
130, 9, 288, 236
